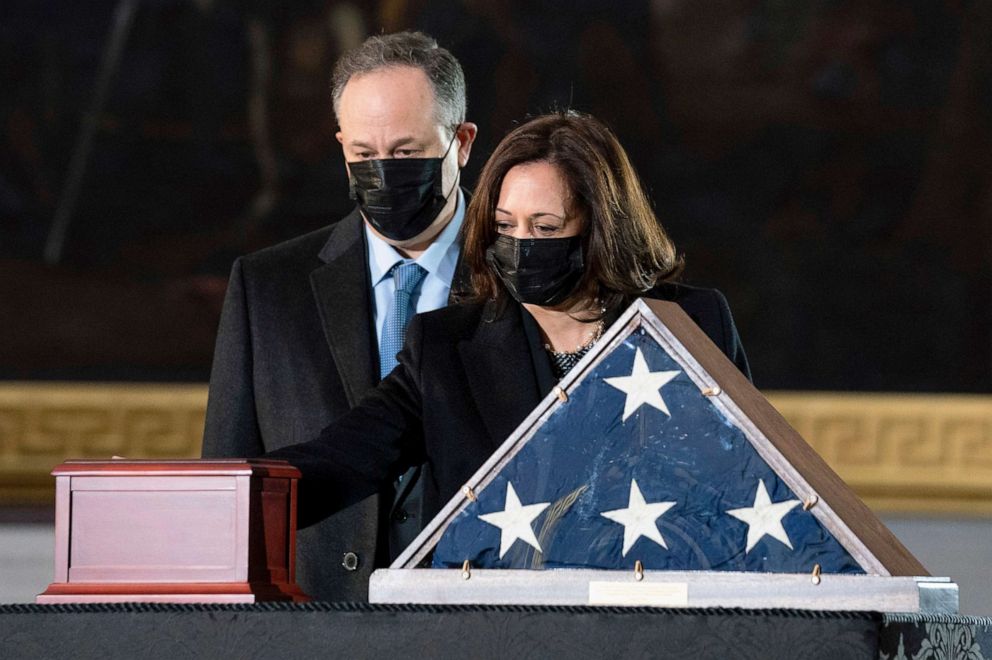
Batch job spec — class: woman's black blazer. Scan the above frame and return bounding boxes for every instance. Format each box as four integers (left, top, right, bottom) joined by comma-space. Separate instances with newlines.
270, 282, 750, 527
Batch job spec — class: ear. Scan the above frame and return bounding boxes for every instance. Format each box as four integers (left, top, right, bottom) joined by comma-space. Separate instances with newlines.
455, 122, 479, 168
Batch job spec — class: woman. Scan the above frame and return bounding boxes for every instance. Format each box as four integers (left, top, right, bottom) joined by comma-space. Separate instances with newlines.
270, 111, 750, 532
460, 111, 748, 382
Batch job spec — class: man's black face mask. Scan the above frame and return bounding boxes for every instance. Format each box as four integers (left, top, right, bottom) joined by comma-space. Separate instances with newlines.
348, 133, 457, 242
486, 234, 585, 307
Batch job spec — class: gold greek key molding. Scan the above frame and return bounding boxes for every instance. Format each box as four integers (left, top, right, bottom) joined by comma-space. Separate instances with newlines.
0, 383, 204, 503
0, 384, 989, 514
767, 392, 992, 514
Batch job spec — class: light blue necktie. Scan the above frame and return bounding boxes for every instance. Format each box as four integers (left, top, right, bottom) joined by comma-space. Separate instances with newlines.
379, 261, 427, 379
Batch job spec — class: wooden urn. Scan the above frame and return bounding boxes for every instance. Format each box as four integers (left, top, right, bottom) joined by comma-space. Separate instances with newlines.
37, 459, 310, 603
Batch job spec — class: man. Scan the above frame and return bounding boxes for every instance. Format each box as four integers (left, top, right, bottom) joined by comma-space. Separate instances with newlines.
202, 31, 477, 601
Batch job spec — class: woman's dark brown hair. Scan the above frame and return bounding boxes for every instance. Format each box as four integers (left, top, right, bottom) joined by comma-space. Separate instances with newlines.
461, 111, 683, 315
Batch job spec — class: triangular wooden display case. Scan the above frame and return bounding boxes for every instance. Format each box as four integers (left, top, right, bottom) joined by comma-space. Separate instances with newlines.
370, 299, 957, 612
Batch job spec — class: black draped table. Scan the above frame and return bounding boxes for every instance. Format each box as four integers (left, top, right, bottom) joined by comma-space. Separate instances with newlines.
1, 603, 989, 659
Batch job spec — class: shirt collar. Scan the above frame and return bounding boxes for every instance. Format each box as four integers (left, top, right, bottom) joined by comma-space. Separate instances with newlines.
365, 189, 465, 286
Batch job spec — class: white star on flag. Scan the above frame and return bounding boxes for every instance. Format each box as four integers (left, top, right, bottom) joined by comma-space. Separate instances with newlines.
726, 479, 801, 553
601, 479, 677, 556
478, 481, 551, 558
603, 347, 681, 421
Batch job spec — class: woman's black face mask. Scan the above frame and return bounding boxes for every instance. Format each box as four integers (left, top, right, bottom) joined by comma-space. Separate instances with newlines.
486, 234, 585, 306
348, 133, 458, 242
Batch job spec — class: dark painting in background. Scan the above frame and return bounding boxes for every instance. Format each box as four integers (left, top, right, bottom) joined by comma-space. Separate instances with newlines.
1, 0, 989, 391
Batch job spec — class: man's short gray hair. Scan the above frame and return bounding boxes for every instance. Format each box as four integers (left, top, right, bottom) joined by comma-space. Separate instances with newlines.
332, 31, 467, 131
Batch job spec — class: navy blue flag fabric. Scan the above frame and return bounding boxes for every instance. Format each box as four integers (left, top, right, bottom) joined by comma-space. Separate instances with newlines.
432, 329, 864, 574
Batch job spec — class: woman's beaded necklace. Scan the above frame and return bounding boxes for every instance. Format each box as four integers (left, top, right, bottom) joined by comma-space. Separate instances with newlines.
544, 319, 605, 379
